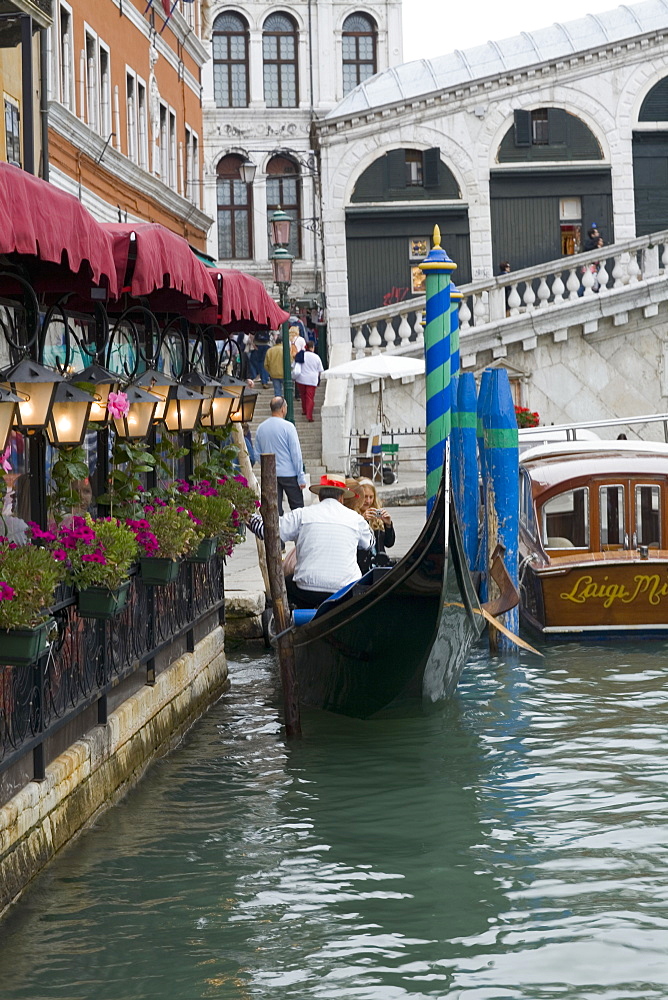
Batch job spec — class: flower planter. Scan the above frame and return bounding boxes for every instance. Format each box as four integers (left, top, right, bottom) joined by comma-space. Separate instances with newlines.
0, 622, 48, 666
139, 557, 181, 586
77, 581, 131, 620
188, 537, 219, 563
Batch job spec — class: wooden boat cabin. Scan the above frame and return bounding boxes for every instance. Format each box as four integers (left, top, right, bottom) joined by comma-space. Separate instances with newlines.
519, 440, 668, 636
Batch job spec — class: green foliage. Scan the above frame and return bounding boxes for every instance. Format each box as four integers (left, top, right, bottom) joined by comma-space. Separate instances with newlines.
182, 491, 233, 542
50, 444, 91, 524
0, 542, 63, 630
97, 438, 156, 513
191, 428, 239, 483
55, 516, 138, 592
136, 504, 198, 560
154, 433, 189, 490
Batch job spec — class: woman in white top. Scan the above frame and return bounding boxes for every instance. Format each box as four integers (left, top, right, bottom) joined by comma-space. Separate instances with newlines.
294, 342, 324, 420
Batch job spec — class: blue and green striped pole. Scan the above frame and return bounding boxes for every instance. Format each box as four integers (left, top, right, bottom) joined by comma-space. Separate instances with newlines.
419, 225, 456, 515
476, 369, 494, 598
483, 368, 519, 642
450, 283, 463, 378
457, 372, 479, 570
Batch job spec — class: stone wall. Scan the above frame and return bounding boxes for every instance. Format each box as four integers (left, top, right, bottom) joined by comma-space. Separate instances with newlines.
0, 627, 228, 915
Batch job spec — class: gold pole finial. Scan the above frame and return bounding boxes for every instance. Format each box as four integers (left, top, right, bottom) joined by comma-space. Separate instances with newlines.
432, 224, 441, 248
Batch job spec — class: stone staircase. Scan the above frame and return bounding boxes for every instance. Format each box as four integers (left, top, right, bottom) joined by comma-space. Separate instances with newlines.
247, 383, 326, 482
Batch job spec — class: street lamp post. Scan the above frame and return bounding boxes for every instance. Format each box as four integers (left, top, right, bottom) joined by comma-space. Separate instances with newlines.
269, 216, 295, 423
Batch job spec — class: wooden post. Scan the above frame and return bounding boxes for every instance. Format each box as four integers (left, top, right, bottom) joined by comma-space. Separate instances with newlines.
230, 420, 271, 596
260, 453, 302, 738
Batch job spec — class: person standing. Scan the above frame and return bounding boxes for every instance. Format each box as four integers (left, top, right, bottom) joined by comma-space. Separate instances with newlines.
248, 330, 272, 388
264, 334, 285, 396
254, 396, 306, 514
294, 342, 323, 421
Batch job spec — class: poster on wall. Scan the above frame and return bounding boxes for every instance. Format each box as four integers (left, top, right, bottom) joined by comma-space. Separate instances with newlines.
411, 266, 426, 295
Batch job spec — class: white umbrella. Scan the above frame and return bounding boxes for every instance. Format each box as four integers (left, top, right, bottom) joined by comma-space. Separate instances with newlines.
322, 354, 425, 383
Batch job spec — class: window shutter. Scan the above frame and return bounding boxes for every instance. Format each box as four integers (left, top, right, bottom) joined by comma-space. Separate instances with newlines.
513, 109, 531, 147
423, 147, 440, 188
547, 108, 567, 145
387, 148, 406, 189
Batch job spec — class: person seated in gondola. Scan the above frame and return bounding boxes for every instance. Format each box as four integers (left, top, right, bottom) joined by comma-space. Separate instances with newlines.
356, 477, 396, 573
248, 474, 373, 608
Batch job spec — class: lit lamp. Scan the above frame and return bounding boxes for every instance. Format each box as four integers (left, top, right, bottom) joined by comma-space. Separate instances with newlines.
163, 385, 205, 433
200, 387, 237, 429
46, 382, 95, 448
1, 358, 64, 432
181, 370, 221, 420
230, 389, 258, 424
269, 207, 292, 248
112, 385, 158, 440
0, 385, 20, 452
70, 362, 120, 423
133, 368, 177, 422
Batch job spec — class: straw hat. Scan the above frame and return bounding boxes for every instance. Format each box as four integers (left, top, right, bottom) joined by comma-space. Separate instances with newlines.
309, 474, 355, 499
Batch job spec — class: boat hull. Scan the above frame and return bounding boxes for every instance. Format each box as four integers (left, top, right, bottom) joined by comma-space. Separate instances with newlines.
291, 475, 483, 718
521, 556, 668, 636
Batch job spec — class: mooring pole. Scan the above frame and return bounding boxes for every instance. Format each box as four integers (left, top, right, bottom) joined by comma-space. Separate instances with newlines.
419, 225, 456, 515
260, 453, 302, 738
476, 369, 494, 600
457, 372, 479, 571
230, 421, 271, 597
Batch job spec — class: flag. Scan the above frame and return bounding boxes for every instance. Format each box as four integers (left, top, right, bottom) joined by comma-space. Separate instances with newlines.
161, 0, 171, 13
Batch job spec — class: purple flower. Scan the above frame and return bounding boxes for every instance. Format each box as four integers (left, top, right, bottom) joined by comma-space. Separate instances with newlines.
52, 549, 68, 562
233, 475, 248, 487
0, 581, 14, 601
28, 522, 57, 542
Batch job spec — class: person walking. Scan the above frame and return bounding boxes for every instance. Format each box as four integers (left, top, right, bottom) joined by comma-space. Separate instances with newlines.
254, 396, 306, 515
264, 334, 285, 396
248, 331, 272, 388
294, 342, 323, 421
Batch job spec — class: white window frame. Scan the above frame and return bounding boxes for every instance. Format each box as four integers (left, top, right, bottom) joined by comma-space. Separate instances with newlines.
83, 24, 99, 133
168, 106, 177, 190
159, 101, 169, 183
126, 68, 137, 163
136, 75, 148, 171
99, 42, 111, 138
185, 124, 200, 208
54, 2, 75, 111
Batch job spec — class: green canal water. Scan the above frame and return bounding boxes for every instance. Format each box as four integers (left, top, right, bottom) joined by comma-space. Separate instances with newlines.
2, 640, 668, 999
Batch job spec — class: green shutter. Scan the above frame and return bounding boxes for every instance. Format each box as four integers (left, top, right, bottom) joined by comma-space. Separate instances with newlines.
423, 147, 440, 188
514, 110, 531, 147
387, 149, 406, 190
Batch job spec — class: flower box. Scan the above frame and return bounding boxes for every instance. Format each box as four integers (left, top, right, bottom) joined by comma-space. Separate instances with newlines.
187, 536, 219, 563
0, 622, 48, 666
139, 557, 181, 586
77, 581, 131, 620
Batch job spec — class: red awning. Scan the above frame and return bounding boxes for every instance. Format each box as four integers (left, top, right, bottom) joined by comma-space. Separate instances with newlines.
190, 268, 289, 332
102, 222, 217, 307
0, 162, 119, 295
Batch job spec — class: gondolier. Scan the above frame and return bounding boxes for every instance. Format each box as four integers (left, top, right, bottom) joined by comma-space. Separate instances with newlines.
249, 474, 374, 608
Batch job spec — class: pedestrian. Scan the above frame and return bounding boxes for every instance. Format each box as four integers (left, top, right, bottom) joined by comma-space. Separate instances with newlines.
253, 395, 306, 515
583, 224, 601, 251
288, 324, 306, 400
498, 260, 511, 314
264, 334, 285, 396
294, 342, 323, 421
248, 473, 373, 608
248, 330, 272, 388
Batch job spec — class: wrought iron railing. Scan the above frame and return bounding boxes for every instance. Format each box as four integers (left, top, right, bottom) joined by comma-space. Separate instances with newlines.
0, 557, 224, 786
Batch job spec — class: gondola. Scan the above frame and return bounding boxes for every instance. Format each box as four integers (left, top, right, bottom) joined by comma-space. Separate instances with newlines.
287, 450, 484, 718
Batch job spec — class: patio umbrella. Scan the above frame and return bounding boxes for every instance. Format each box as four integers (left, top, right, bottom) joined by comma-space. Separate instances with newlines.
322, 354, 425, 429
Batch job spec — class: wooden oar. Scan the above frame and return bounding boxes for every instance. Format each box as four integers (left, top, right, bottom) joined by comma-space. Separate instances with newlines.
479, 607, 544, 656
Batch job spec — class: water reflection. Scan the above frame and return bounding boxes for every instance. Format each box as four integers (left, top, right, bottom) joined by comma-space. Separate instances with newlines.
0, 640, 668, 999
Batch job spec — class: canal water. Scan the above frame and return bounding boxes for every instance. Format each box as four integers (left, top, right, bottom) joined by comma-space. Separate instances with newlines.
1, 639, 668, 999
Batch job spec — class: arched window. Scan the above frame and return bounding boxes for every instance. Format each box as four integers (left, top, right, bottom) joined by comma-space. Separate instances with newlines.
342, 13, 376, 96
266, 156, 301, 258
212, 12, 249, 108
263, 13, 298, 109
217, 154, 252, 259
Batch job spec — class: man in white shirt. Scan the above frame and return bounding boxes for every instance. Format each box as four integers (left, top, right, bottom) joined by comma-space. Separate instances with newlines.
249, 474, 374, 607
294, 342, 324, 421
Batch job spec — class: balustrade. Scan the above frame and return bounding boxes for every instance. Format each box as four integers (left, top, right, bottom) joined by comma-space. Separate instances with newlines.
348, 228, 668, 356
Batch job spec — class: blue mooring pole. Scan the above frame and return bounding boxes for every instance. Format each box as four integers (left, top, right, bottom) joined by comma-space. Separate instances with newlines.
483, 368, 520, 647
449, 283, 463, 532
419, 225, 456, 515
476, 368, 494, 598
450, 283, 462, 379
457, 372, 479, 571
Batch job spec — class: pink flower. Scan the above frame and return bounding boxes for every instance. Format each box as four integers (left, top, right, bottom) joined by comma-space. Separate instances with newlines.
0, 581, 14, 601
107, 390, 130, 420
52, 549, 68, 562
0, 447, 11, 474
28, 522, 57, 542
233, 475, 248, 487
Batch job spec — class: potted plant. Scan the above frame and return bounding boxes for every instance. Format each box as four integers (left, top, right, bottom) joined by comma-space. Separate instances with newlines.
0, 536, 63, 665
213, 474, 260, 556
52, 516, 139, 620
128, 502, 198, 585
175, 480, 234, 562
515, 405, 540, 429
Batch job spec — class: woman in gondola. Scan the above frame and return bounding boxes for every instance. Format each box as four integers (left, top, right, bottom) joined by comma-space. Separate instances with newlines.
357, 477, 395, 572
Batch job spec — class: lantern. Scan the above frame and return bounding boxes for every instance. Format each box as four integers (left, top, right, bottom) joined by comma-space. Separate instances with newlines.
1, 358, 63, 432
112, 385, 158, 440
230, 389, 258, 424
269, 207, 292, 248
239, 159, 257, 184
200, 387, 237, 429
70, 362, 120, 423
163, 385, 205, 433
181, 370, 221, 420
271, 246, 294, 287
46, 382, 95, 448
133, 368, 177, 422
0, 385, 20, 452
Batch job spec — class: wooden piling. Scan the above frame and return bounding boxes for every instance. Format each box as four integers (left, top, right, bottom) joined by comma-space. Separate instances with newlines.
230, 420, 271, 597
260, 453, 302, 738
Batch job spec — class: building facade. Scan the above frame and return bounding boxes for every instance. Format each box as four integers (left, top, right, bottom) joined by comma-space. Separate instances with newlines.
45, 0, 210, 247
315, 0, 668, 355
201, 0, 403, 321
0, 1, 52, 176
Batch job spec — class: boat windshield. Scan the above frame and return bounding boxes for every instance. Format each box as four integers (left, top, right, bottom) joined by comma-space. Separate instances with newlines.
542, 487, 589, 548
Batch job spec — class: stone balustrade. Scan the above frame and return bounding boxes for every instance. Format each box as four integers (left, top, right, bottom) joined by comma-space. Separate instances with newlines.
348, 228, 668, 358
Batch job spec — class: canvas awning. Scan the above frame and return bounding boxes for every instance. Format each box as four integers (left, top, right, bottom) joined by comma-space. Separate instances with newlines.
189, 268, 289, 332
